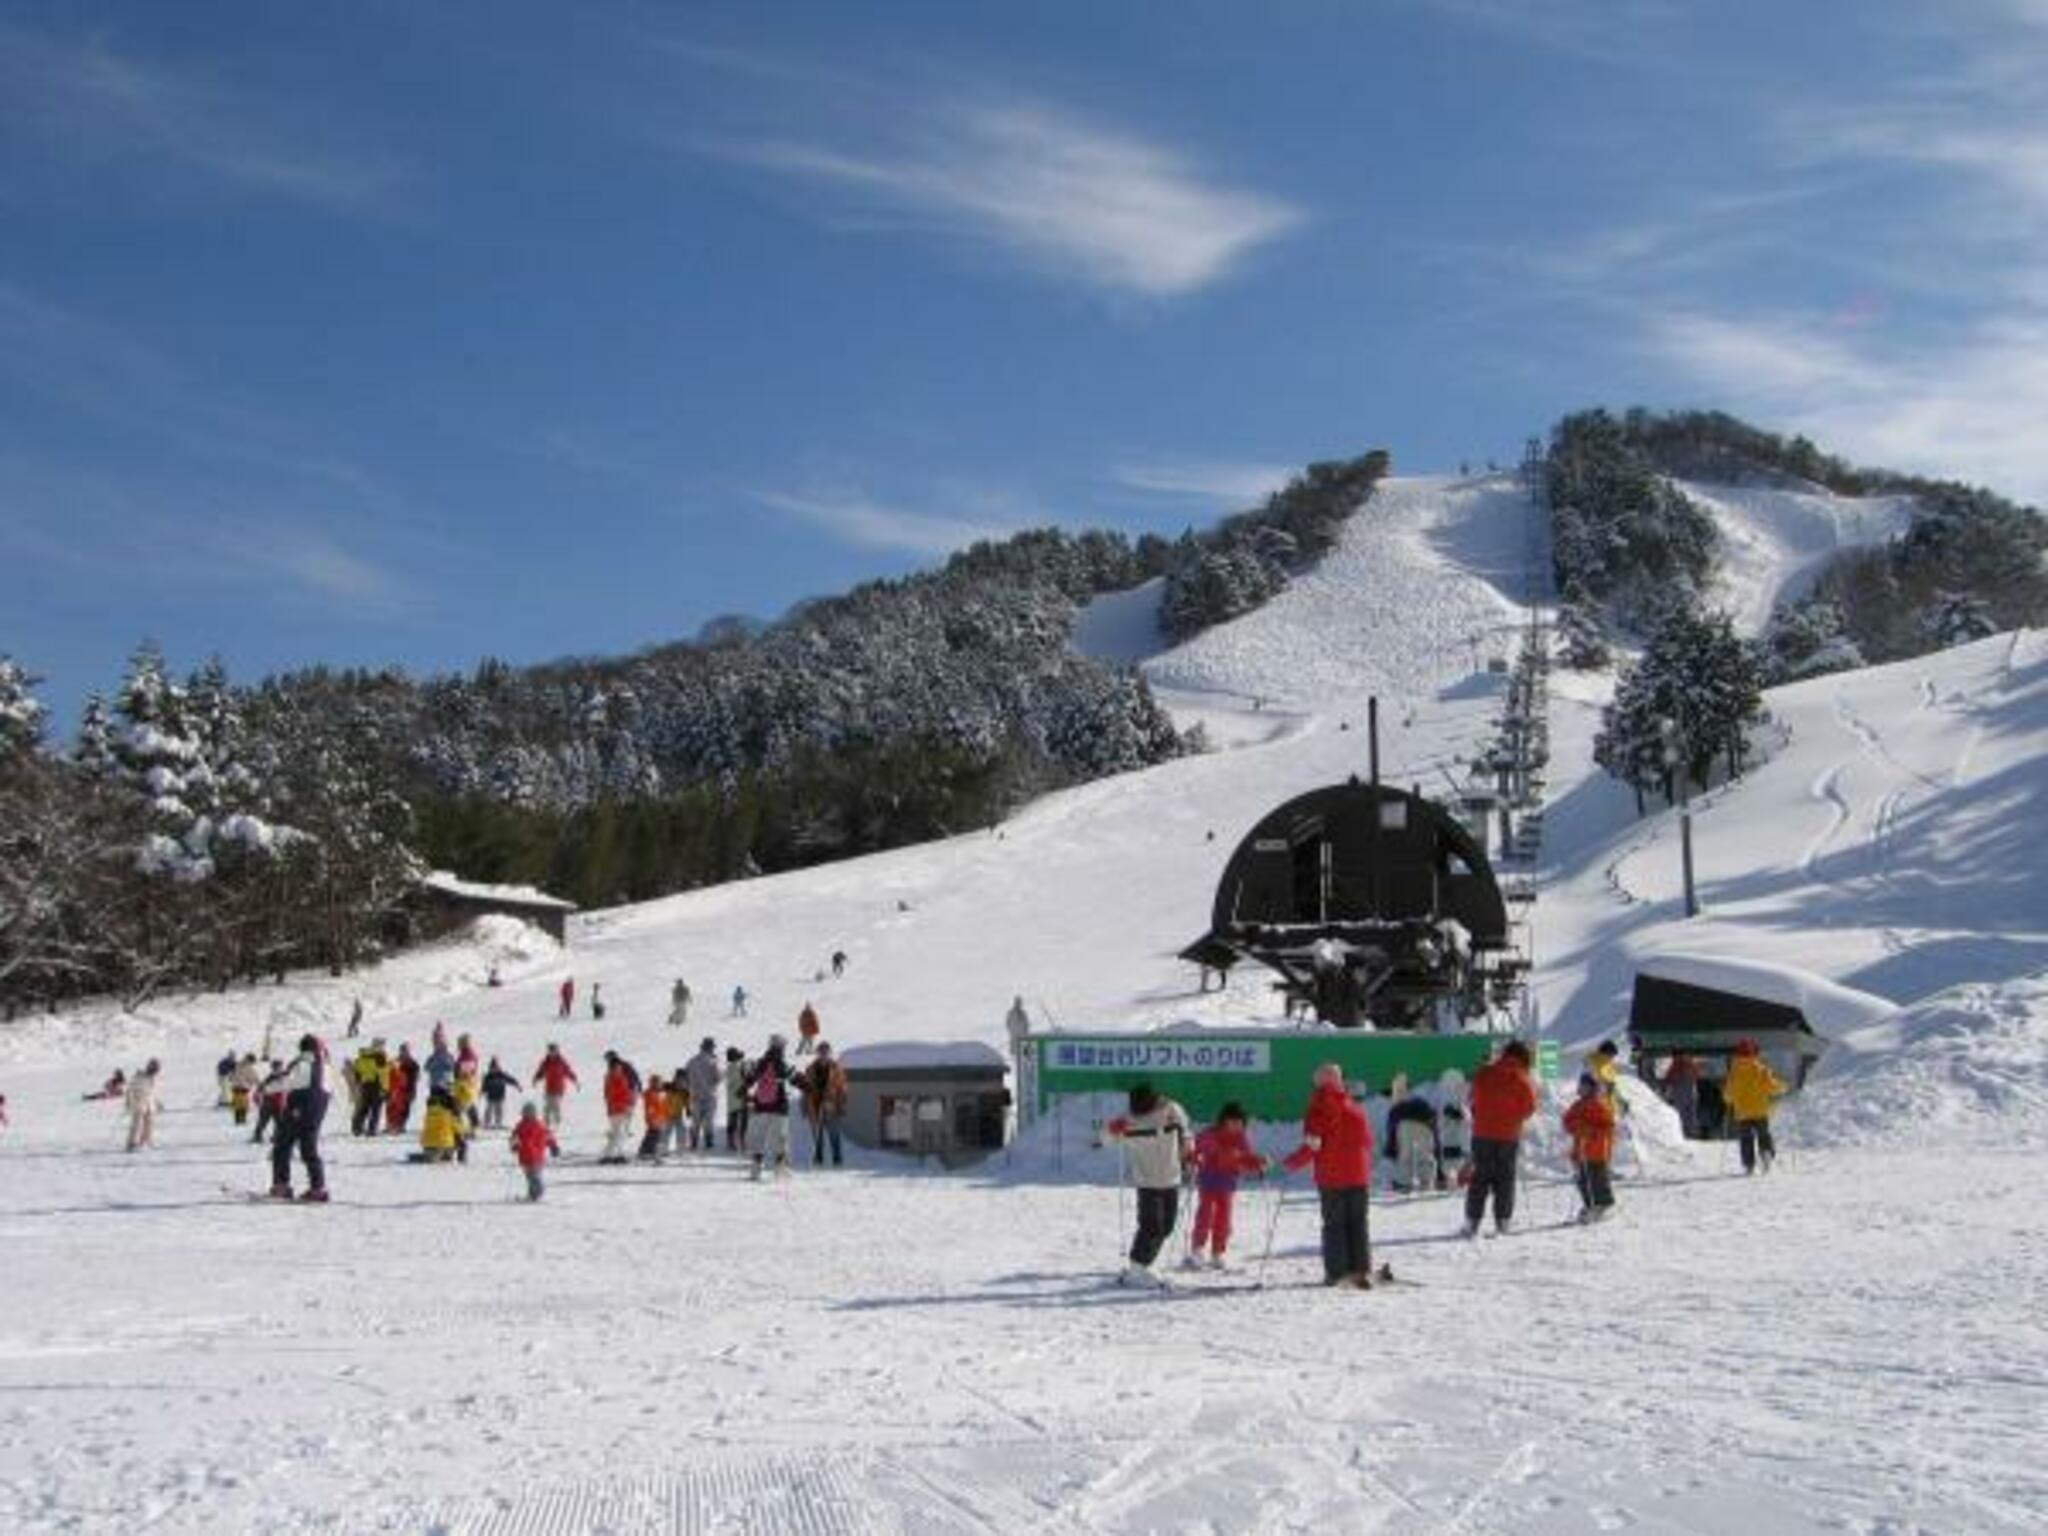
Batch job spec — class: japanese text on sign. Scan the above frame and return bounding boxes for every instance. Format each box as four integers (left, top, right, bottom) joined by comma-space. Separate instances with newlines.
1046, 1039, 1270, 1074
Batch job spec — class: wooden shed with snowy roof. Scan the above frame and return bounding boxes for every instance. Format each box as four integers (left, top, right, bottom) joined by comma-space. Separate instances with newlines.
412, 871, 578, 945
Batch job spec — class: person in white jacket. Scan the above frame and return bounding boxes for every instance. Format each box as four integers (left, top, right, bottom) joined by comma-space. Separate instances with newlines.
124, 1060, 162, 1151
1102, 1084, 1192, 1286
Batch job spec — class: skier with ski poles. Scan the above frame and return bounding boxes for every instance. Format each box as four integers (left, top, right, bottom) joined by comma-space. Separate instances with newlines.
1282, 1063, 1378, 1288
1101, 1083, 1192, 1288
1186, 1101, 1268, 1270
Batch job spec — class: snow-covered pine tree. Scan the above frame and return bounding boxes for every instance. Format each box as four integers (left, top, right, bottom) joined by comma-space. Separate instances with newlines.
1922, 590, 1998, 649
0, 655, 47, 761
73, 694, 116, 780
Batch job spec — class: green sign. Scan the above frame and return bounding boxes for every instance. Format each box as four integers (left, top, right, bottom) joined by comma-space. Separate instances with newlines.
1032, 1030, 1506, 1123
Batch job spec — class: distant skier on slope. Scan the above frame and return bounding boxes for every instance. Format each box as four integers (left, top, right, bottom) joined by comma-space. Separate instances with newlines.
1283, 1064, 1377, 1287
1724, 1039, 1785, 1174
269, 1035, 331, 1202
1463, 1041, 1538, 1237
1186, 1101, 1267, 1270
558, 977, 575, 1020
1563, 1073, 1618, 1222
669, 978, 692, 1026
1102, 1083, 1192, 1288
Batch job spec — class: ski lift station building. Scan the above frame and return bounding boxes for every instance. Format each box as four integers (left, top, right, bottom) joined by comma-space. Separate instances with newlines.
837, 1042, 1011, 1167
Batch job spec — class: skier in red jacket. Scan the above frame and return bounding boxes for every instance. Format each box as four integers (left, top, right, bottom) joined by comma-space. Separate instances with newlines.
1464, 1040, 1539, 1237
599, 1051, 641, 1165
510, 1102, 560, 1201
531, 1044, 579, 1129
1187, 1102, 1267, 1269
1283, 1064, 1378, 1288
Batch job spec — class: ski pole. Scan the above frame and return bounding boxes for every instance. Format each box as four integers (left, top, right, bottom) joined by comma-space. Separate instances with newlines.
1115, 1137, 1129, 1263
1255, 1177, 1288, 1289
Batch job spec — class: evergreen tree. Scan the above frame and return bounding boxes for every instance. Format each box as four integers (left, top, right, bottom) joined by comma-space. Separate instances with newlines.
0, 656, 45, 760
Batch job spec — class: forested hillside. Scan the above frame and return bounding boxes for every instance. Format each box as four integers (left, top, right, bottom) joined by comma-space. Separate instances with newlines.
1546, 407, 2048, 680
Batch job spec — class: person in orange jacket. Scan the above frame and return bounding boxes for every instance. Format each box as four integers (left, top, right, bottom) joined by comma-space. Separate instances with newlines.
1463, 1040, 1538, 1237
510, 1102, 560, 1201
637, 1075, 674, 1163
1562, 1072, 1617, 1223
1283, 1064, 1378, 1288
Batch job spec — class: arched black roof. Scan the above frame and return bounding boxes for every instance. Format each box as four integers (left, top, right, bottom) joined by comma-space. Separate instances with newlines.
1207, 779, 1508, 946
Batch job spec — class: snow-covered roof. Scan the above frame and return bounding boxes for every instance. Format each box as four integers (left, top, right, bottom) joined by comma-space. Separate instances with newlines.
418, 870, 577, 911
1635, 951, 1895, 1039
839, 1041, 1008, 1073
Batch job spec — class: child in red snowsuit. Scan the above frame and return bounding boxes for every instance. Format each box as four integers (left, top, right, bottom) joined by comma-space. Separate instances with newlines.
510, 1102, 560, 1202
1187, 1102, 1267, 1269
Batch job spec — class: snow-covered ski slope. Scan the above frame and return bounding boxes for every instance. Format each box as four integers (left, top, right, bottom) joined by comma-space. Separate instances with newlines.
5, 475, 2048, 1534
1680, 478, 1916, 635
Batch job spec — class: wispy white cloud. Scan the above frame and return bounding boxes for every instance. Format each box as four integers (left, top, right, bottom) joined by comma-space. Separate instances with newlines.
1406, 0, 1684, 65
708, 101, 1303, 299
1111, 457, 1292, 505
751, 489, 1009, 556
1635, 7, 2048, 501
269, 539, 407, 608
0, 22, 405, 210
0, 452, 414, 616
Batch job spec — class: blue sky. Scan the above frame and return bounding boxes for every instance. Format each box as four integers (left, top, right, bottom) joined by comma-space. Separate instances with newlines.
5, 0, 2047, 727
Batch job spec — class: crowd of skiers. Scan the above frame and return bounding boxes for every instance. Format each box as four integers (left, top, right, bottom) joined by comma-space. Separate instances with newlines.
1103, 1033, 1788, 1290
155, 999, 863, 1202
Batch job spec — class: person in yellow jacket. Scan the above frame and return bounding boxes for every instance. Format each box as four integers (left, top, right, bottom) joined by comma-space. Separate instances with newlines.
418, 1087, 470, 1164
1723, 1039, 1785, 1174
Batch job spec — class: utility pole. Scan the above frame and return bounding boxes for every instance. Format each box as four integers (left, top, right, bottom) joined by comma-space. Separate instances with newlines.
1660, 718, 1700, 918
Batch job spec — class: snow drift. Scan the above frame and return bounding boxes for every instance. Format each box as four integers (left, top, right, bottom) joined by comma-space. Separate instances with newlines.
1791, 975, 2048, 1150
